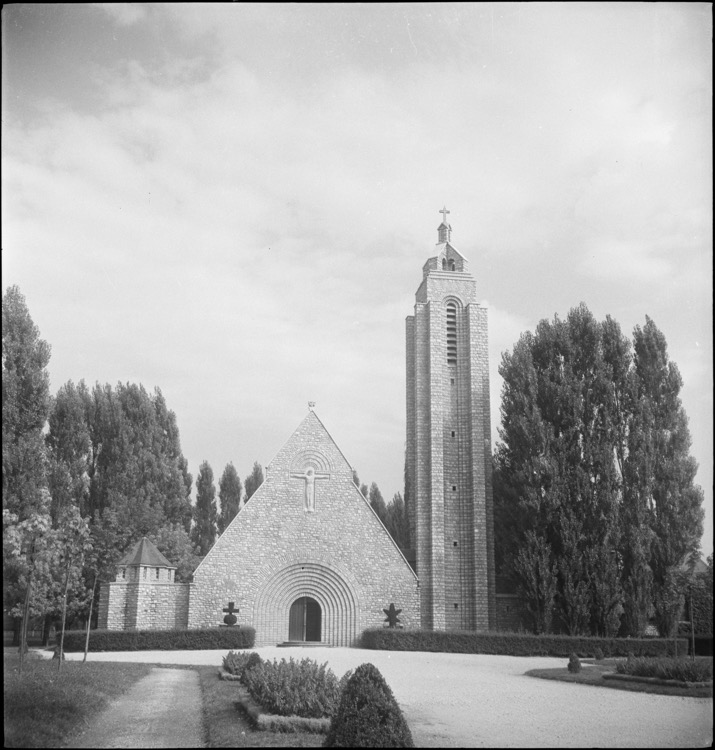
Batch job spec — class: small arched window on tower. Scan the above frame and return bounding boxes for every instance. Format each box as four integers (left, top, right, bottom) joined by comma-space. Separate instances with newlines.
450, 259, 456, 271
442, 258, 447, 270
446, 303, 457, 364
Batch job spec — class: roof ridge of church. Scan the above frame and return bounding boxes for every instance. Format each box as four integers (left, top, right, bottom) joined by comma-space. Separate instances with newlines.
118, 536, 174, 568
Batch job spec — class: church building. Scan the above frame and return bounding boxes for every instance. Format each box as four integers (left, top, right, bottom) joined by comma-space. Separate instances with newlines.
99, 211, 498, 643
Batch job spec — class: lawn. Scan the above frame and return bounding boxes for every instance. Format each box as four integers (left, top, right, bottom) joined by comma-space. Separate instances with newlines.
527, 657, 713, 698
3, 652, 153, 748
195, 665, 324, 748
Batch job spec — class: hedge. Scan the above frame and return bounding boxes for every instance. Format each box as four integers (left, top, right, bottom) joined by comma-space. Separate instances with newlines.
62, 626, 256, 652
691, 635, 713, 656
361, 628, 688, 658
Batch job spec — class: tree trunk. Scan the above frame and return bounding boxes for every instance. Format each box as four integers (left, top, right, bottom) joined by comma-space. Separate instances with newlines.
19, 564, 34, 675
57, 561, 71, 673
83, 576, 97, 663
42, 613, 54, 647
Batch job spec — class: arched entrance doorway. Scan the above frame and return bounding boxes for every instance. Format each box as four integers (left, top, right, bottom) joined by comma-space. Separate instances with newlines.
288, 597, 321, 642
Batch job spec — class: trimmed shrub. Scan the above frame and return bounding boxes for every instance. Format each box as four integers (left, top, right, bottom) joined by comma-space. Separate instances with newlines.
242, 657, 342, 719
62, 627, 255, 652
567, 653, 581, 673
360, 628, 687, 658
616, 656, 713, 683
593, 647, 604, 661
223, 650, 263, 681
324, 663, 413, 748
692, 635, 713, 656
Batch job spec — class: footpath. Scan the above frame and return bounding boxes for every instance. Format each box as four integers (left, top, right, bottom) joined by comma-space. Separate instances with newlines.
62, 666, 204, 749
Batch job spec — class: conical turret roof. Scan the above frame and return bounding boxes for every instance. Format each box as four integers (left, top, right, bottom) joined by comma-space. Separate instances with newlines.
118, 537, 175, 569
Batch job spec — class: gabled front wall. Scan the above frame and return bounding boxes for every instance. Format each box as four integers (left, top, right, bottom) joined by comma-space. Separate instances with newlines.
188, 413, 420, 645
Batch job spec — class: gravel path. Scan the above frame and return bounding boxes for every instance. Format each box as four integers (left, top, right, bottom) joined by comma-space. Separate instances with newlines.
62, 667, 204, 749
47, 647, 712, 748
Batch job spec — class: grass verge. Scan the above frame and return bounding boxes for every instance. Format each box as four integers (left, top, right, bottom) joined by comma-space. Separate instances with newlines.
196, 666, 323, 748
3, 652, 153, 748
527, 658, 713, 698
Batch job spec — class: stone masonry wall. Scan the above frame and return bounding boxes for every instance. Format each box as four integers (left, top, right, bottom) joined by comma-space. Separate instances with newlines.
189, 411, 419, 646
407, 245, 496, 632
99, 581, 190, 630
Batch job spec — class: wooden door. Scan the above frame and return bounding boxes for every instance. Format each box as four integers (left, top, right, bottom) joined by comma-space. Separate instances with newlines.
288, 597, 321, 642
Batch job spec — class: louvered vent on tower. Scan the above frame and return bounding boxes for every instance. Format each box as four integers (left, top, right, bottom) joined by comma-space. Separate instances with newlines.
446, 303, 457, 364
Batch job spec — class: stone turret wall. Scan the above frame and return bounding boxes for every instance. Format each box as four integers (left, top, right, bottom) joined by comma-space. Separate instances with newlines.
98, 581, 190, 630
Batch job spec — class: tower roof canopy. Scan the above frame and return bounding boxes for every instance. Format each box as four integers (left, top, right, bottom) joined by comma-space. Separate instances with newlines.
118, 537, 175, 569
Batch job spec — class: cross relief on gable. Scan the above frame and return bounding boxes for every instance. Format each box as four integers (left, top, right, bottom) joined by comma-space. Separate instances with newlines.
290, 466, 329, 512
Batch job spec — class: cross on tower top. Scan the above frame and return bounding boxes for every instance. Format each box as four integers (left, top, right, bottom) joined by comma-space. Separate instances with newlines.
437, 206, 452, 243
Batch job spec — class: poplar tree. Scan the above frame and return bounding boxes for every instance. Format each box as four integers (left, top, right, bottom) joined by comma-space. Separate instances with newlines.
495, 305, 704, 637
2, 286, 54, 650
2, 285, 51, 521
192, 461, 217, 556
243, 461, 264, 503
630, 317, 704, 636
217, 462, 242, 534
384, 492, 410, 549
368, 482, 387, 525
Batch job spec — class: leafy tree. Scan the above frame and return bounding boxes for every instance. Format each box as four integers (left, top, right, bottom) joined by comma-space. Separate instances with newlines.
45, 380, 194, 627
191, 461, 217, 556
687, 555, 713, 635
2, 286, 53, 651
384, 492, 410, 549
148, 523, 202, 582
368, 482, 387, 525
217, 462, 242, 534
2, 285, 51, 521
495, 305, 704, 637
631, 317, 704, 636
244, 461, 264, 503
47, 381, 193, 539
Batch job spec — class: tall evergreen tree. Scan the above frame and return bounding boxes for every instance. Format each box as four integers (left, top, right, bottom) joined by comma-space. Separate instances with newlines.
217, 462, 242, 534
192, 461, 217, 556
244, 461, 264, 503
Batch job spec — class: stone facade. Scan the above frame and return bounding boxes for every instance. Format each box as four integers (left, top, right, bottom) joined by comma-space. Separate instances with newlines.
188, 410, 420, 646
406, 220, 496, 631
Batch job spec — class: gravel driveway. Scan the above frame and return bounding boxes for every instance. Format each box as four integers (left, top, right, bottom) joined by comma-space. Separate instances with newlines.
51, 647, 712, 748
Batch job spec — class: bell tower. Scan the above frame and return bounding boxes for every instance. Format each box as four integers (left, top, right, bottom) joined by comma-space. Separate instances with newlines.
405, 209, 496, 631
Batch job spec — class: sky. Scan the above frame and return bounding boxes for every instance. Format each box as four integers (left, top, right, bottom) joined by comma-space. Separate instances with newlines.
2, 3, 712, 556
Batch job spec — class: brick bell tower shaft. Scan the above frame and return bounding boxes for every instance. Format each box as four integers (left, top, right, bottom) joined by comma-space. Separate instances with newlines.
405, 209, 496, 631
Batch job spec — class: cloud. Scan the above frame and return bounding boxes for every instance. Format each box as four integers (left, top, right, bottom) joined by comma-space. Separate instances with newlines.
92, 3, 147, 26
3, 3, 711, 553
